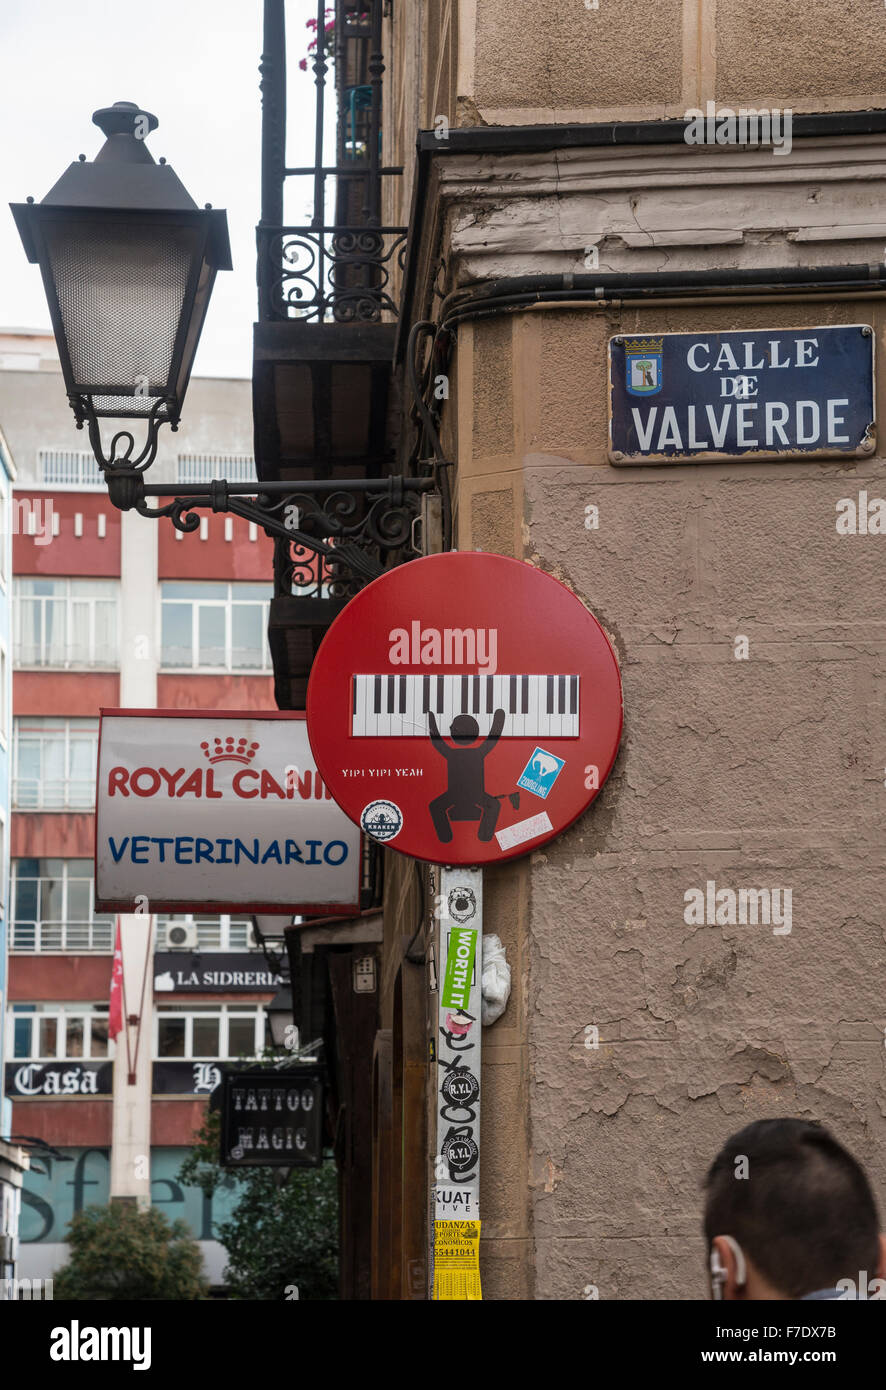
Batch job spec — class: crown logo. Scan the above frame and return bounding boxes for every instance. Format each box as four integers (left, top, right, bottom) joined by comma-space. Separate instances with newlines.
200, 737, 260, 766
624, 337, 664, 353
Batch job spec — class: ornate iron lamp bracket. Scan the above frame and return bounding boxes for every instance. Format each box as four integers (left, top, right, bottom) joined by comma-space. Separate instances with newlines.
100, 460, 434, 584
74, 393, 177, 474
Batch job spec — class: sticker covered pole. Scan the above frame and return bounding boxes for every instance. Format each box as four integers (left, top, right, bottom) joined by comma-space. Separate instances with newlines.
433, 866, 483, 1300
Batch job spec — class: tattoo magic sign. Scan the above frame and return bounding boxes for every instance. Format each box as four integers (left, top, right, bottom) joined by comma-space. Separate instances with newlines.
95, 711, 361, 913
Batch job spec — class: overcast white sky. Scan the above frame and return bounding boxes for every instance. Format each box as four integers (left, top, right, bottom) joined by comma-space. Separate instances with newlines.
0, 0, 323, 380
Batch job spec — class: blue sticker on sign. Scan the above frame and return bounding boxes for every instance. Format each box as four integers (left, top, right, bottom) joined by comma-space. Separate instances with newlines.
517, 747, 565, 800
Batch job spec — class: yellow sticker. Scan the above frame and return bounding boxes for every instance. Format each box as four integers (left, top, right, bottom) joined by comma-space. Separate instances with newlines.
433, 1219, 482, 1301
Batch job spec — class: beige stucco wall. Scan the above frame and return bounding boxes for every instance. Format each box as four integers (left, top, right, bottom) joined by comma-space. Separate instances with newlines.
454, 299, 886, 1298
390, 0, 886, 1302
458, 0, 886, 124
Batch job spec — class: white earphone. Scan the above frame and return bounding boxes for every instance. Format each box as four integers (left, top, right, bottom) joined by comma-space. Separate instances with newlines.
710, 1235, 747, 1299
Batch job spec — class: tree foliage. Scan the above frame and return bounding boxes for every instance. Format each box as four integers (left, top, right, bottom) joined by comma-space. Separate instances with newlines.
178, 1103, 338, 1300
54, 1202, 208, 1301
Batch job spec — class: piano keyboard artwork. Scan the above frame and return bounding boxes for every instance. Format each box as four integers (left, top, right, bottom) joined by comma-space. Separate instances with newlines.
351, 673, 580, 738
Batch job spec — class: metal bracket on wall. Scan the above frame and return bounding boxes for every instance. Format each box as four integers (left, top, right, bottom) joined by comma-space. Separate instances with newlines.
98, 468, 437, 583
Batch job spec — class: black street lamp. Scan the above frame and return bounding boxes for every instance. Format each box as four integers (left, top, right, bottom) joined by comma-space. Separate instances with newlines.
10, 98, 432, 580
266, 983, 295, 1050
11, 100, 231, 475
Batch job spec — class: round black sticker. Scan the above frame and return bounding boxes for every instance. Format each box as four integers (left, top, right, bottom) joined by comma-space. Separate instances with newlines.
442, 1132, 479, 1174
441, 1070, 480, 1107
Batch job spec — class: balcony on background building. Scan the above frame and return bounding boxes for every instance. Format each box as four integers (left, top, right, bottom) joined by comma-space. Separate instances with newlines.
254, 0, 409, 713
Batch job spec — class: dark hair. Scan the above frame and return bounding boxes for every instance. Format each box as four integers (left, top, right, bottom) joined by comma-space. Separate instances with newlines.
703, 1118, 881, 1298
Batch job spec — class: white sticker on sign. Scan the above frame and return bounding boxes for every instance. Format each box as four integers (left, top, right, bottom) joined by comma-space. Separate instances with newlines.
434, 1186, 478, 1221
495, 811, 554, 852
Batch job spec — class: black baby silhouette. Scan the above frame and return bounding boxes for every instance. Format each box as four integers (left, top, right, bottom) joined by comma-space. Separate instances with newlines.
427, 708, 507, 843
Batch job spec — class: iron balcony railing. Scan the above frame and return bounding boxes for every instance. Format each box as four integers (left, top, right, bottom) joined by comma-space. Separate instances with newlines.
258, 0, 405, 322
38, 448, 105, 488
12, 919, 115, 953
176, 454, 258, 485
13, 777, 95, 811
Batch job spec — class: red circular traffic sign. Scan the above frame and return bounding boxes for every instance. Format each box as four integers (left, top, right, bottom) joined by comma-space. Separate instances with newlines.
306, 552, 622, 865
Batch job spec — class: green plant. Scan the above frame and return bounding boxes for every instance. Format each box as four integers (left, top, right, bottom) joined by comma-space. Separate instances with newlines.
53, 1202, 208, 1301
178, 1100, 338, 1300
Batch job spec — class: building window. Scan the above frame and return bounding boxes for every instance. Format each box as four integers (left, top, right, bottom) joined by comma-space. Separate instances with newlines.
13, 577, 119, 668
13, 717, 99, 810
11, 858, 114, 952
156, 915, 255, 952
0, 480, 7, 587
38, 448, 105, 488
176, 454, 256, 485
160, 581, 272, 672
9, 1003, 111, 1060
155, 1005, 263, 1061
0, 643, 7, 746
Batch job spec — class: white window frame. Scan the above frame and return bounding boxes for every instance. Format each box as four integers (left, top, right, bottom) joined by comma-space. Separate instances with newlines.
0, 474, 8, 589
160, 581, 272, 673
13, 576, 120, 670
154, 1004, 264, 1061
8, 1002, 112, 1061
12, 716, 99, 811
0, 809, 6, 912
11, 858, 113, 953
0, 640, 7, 750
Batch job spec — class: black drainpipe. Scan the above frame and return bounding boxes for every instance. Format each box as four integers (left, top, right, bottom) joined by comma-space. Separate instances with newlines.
438, 264, 886, 328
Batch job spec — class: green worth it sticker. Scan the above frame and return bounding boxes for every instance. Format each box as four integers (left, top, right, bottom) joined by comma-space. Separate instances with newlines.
441, 928, 477, 1010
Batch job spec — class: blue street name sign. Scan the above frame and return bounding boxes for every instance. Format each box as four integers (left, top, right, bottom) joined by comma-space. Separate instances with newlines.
609, 325, 875, 463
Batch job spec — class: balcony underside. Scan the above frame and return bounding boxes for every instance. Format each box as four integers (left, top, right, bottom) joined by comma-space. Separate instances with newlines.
268, 594, 350, 711
252, 321, 397, 482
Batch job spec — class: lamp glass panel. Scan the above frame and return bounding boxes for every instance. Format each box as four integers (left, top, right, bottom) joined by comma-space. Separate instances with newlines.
43, 219, 201, 414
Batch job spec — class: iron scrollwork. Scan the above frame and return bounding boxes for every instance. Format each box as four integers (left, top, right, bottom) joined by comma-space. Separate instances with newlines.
262, 225, 407, 322
273, 478, 427, 596
73, 393, 177, 476
97, 470, 433, 586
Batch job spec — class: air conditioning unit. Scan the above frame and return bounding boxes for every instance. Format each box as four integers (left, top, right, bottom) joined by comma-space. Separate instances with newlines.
163, 921, 198, 950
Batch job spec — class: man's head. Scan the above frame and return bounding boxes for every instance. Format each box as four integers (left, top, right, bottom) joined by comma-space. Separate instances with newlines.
449, 714, 479, 743
703, 1118, 885, 1299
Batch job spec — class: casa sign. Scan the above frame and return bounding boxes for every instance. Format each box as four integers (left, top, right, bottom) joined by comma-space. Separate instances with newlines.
95, 710, 361, 914
306, 552, 623, 865
609, 324, 875, 464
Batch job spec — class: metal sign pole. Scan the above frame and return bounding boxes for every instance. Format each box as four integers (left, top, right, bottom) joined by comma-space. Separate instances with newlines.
432, 866, 483, 1300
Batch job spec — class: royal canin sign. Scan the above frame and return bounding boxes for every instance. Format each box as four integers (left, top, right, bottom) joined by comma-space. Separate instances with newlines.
95, 711, 361, 913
